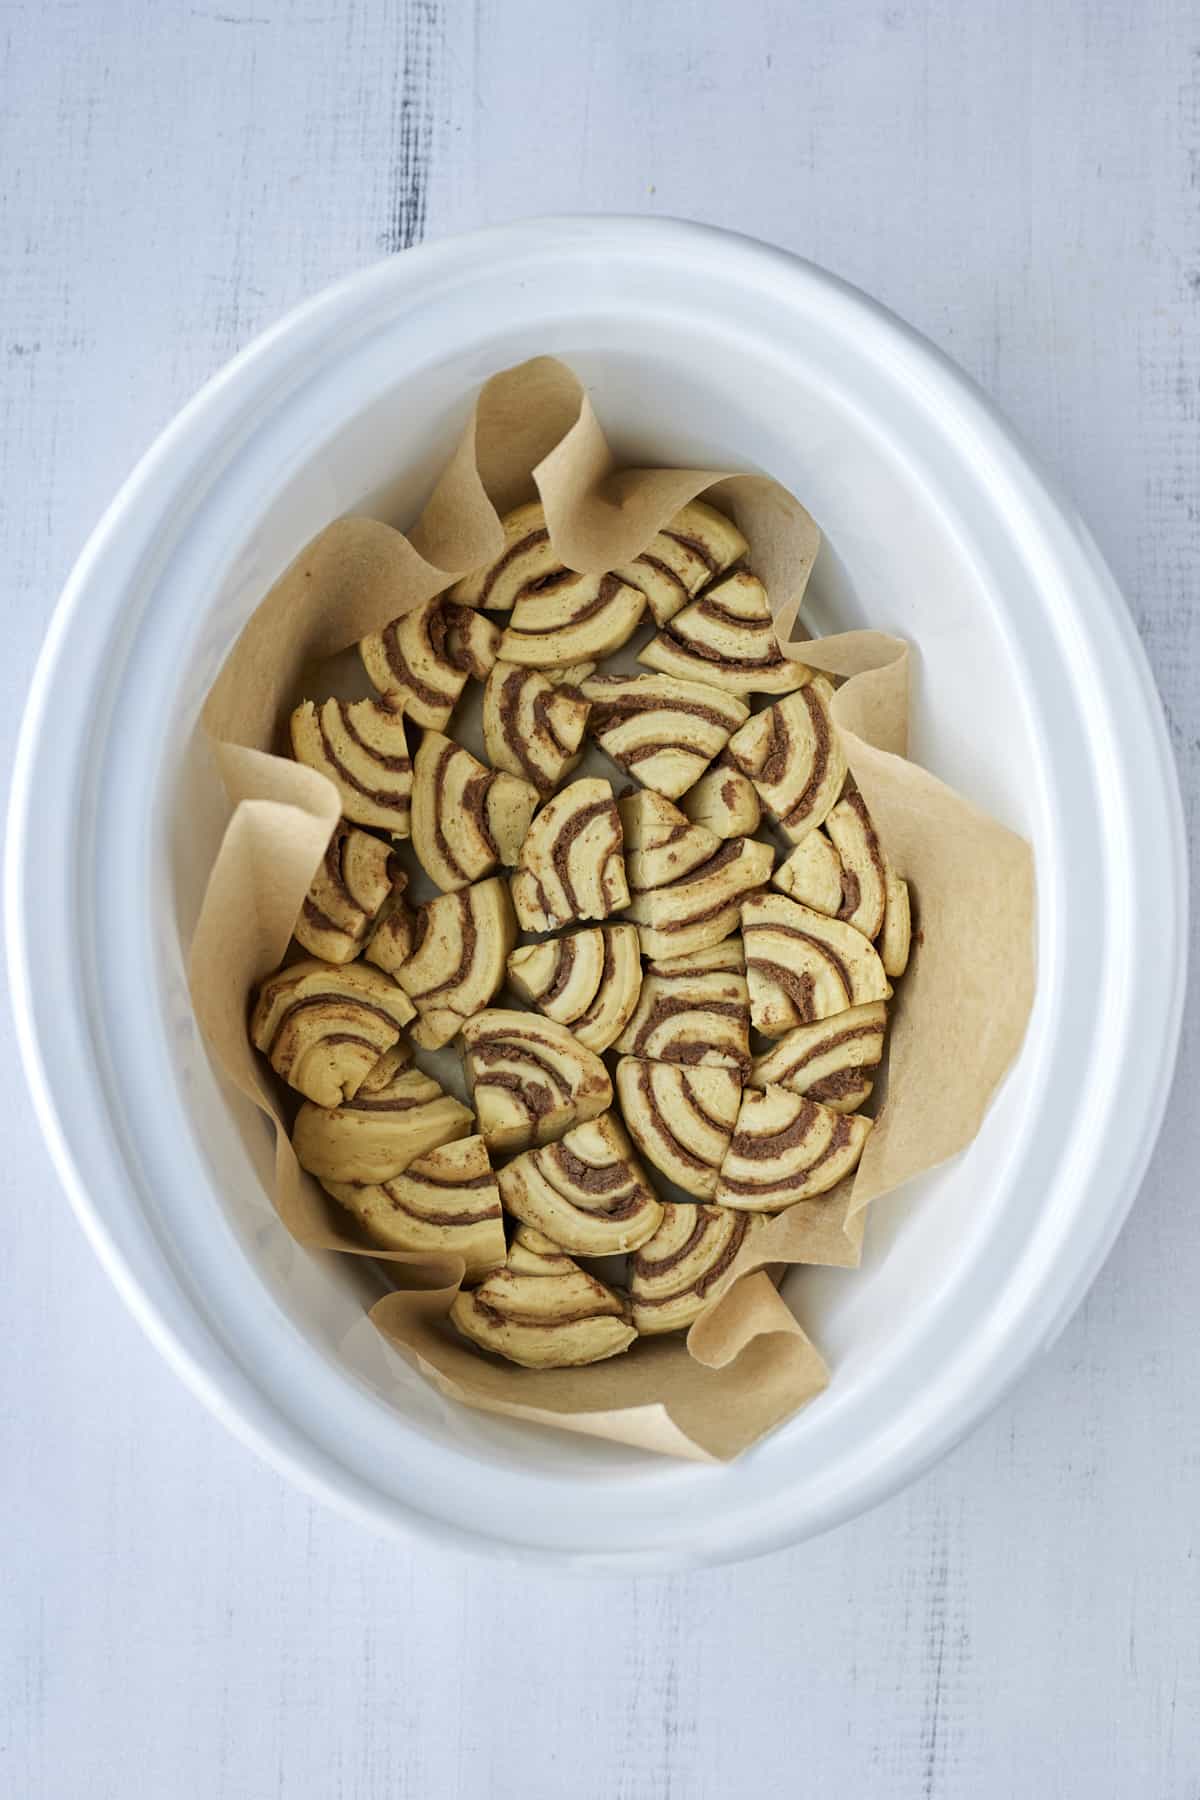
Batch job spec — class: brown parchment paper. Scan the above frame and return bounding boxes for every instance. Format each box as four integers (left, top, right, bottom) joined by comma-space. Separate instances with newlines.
187, 355, 1035, 1463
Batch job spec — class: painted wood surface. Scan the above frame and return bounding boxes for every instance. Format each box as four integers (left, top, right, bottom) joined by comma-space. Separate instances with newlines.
2, 2, 1198, 1794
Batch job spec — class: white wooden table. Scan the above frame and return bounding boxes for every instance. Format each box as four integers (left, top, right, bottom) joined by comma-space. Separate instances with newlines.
4, 3, 1198, 1794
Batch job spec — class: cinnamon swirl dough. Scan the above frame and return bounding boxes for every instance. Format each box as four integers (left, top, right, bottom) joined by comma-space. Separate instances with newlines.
749, 1001, 887, 1111
741, 893, 890, 1035
803, 1068, 873, 1115
613, 499, 749, 626
824, 792, 887, 939
582, 673, 750, 800
250, 958, 416, 1107
499, 573, 647, 669
773, 809, 913, 977
649, 937, 746, 976
289, 697, 413, 837
411, 731, 539, 892
366, 877, 516, 1050
457, 504, 645, 663
715, 1084, 873, 1211
639, 571, 810, 696
497, 1110, 663, 1255
772, 828, 845, 914
293, 823, 403, 965
629, 1202, 760, 1334
509, 777, 630, 932
625, 836, 774, 960
450, 1227, 635, 1369
323, 1134, 505, 1278
618, 788, 721, 892
614, 1059, 742, 1199
482, 660, 591, 795
547, 661, 596, 688
506, 1226, 578, 1276
448, 503, 562, 611
461, 1009, 612, 1153
507, 923, 642, 1053
878, 862, 912, 978
357, 899, 416, 986
726, 677, 847, 843
360, 595, 500, 729
292, 1045, 473, 1184
614, 943, 751, 1073
679, 756, 762, 840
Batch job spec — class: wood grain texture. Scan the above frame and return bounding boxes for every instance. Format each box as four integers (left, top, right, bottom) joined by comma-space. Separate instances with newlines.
3, 1, 1199, 1795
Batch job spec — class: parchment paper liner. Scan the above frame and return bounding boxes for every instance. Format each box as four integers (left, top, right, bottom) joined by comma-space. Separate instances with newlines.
188, 357, 1034, 1462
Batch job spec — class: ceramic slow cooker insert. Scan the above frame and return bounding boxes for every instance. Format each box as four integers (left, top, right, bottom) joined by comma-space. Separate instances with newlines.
8, 219, 1186, 1568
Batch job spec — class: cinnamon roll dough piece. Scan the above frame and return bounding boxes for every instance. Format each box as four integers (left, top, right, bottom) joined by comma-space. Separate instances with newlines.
679, 756, 762, 840
444, 603, 501, 678
505, 1224, 579, 1277
618, 788, 722, 892
879, 864, 912, 978
810, 1069, 875, 1113
547, 661, 596, 688
741, 892, 890, 1035
358, 896, 417, 984
506, 923, 643, 1054
461, 1009, 612, 1153
509, 777, 630, 931
726, 677, 847, 843
614, 944, 751, 1073
450, 1236, 635, 1369
289, 698, 413, 838
497, 1110, 663, 1256
647, 936, 741, 979
749, 1001, 887, 1112
715, 1083, 872, 1210
625, 837, 774, 961
638, 571, 811, 696
646, 937, 746, 977
323, 1134, 505, 1279
447, 502, 561, 611
292, 1046, 473, 1183
497, 571, 646, 668
824, 793, 887, 940
614, 500, 749, 627
614, 1058, 742, 1199
629, 1202, 761, 1334
772, 828, 844, 915
482, 661, 591, 796
292, 823, 404, 965
359, 595, 500, 730
410, 731, 538, 892
367, 877, 516, 1050
582, 673, 750, 801
250, 958, 416, 1107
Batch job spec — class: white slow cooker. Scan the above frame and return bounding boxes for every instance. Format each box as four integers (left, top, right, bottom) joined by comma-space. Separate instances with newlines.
7, 218, 1186, 1569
